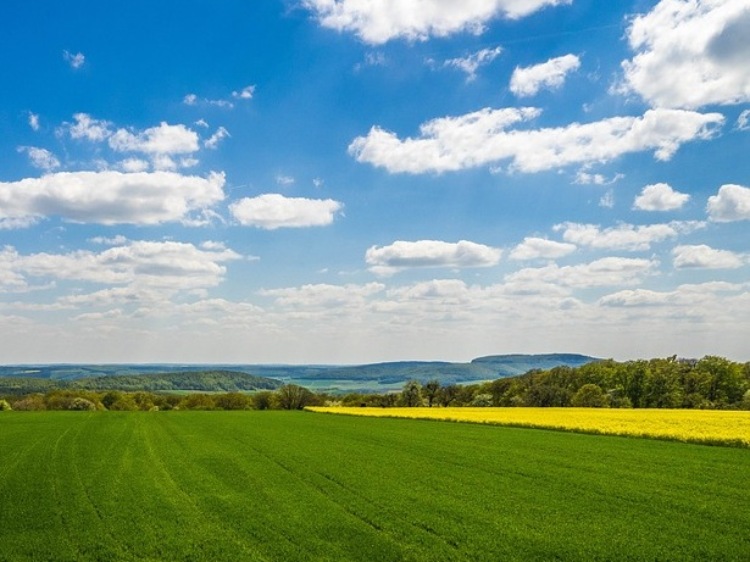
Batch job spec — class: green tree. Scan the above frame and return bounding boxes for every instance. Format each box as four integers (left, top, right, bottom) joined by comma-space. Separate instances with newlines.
275, 384, 313, 410
252, 391, 274, 410
694, 356, 746, 406
215, 392, 251, 410
399, 380, 423, 407
423, 380, 441, 407
571, 384, 608, 408
437, 384, 460, 407
0, 399, 11, 411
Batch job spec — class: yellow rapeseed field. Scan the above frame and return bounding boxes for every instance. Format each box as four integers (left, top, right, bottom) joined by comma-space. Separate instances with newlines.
306, 407, 750, 447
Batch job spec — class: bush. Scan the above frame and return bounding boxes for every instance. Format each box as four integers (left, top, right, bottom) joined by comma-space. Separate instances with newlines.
571, 384, 608, 408
12, 395, 46, 411
0, 399, 12, 411
68, 397, 97, 411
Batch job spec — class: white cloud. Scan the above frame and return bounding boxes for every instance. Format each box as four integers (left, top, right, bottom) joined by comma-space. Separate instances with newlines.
195, 119, 209, 128
509, 237, 576, 260
63, 50, 85, 69
673, 244, 745, 269
599, 190, 615, 209
229, 194, 343, 229
349, 107, 724, 174
3, 240, 240, 295
621, 0, 750, 108
444, 46, 503, 81
204, 126, 230, 149
555, 221, 703, 251
260, 282, 384, 308
65, 113, 113, 142
302, 0, 571, 44
232, 85, 256, 99
599, 281, 747, 307
183, 94, 198, 105
17, 146, 60, 171
118, 158, 150, 172
0, 171, 225, 227
505, 257, 657, 288
510, 54, 581, 97
28, 113, 40, 131
737, 109, 750, 130
109, 122, 200, 155
633, 182, 690, 211
365, 239, 502, 276
275, 174, 295, 186
573, 169, 624, 185
707, 184, 750, 222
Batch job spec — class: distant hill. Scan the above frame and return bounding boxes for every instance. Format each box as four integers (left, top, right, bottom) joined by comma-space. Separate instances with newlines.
0, 370, 282, 395
0, 354, 599, 394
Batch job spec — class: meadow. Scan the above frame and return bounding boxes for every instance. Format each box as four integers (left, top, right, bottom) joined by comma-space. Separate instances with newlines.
0, 411, 748, 561
307, 407, 750, 447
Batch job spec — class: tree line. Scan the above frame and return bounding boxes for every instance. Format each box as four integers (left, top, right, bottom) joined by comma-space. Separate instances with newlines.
2, 356, 749, 412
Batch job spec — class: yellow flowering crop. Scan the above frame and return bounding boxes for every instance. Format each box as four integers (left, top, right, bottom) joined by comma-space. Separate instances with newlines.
306, 407, 750, 447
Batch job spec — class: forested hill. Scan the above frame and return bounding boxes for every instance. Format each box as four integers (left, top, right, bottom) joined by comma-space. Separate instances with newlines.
0, 371, 282, 395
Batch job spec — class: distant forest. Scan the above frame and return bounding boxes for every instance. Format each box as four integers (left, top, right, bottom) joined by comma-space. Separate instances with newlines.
1, 356, 748, 412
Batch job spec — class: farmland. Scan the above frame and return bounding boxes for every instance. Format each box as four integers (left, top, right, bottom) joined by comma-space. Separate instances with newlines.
308, 407, 750, 447
1, 411, 748, 561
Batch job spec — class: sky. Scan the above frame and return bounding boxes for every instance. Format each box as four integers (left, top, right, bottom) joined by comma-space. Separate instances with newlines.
0, 0, 749, 364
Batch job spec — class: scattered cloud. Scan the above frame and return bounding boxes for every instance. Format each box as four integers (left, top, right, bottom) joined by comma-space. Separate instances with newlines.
109, 122, 200, 155
365, 239, 501, 276
302, 0, 571, 44
509, 237, 576, 260
505, 257, 657, 289
0, 171, 225, 228
118, 158, 150, 173
620, 0, 750, 108
17, 146, 60, 171
28, 113, 40, 131
229, 194, 343, 229
633, 182, 690, 211
64, 113, 113, 142
232, 85, 256, 100
275, 174, 295, 187
349, 107, 724, 174
313, 178, 324, 188
63, 50, 85, 69
260, 282, 384, 309
183, 94, 198, 105
2, 239, 241, 295
510, 54, 580, 97
599, 190, 615, 209
673, 244, 745, 269
573, 168, 624, 185
444, 46, 503, 81
737, 109, 750, 131
707, 184, 750, 222
204, 126, 230, 150
555, 221, 704, 251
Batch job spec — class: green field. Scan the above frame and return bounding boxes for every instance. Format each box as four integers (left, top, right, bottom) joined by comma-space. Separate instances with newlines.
1, 412, 748, 561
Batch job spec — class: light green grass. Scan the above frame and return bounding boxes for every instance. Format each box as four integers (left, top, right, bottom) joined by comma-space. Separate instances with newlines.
0, 411, 748, 561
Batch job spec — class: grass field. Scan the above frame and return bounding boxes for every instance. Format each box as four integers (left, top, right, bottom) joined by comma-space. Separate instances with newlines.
307, 407, 750, 447
0, 412, 748, 561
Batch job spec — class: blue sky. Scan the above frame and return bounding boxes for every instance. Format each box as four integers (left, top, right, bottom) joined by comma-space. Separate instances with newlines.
1, 0, 749, 364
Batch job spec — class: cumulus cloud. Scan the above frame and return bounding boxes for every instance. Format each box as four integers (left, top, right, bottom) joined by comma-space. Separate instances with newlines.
365, 239, 501, 276
0, 171, 225, 228
505, 257, 657, 288
555, 221, 704, 251
573, 169, 624, 186
302, 0, 571, 44
63, 50, 85, 69
2, 240, 240, 295
109, 122, 200, 155
65, 113, 113, 142
444, 46, 503, 81
633, 182, 690, 211
707, 184, 750, 222
673, 244, 746, 269
349, 107, 723, 174
229, 194, 343, 229
620, 0, 750, 108
509, 237, 576, 260
17, 147, 60, 171
204, 127, 230, 149
599, 282, 747, 307
510, 54, 581, 97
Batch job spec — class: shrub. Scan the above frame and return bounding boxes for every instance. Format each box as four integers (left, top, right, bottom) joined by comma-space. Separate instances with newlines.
11, 395, 46, 411
68, 397, 97, 411
0, 399, 12, 411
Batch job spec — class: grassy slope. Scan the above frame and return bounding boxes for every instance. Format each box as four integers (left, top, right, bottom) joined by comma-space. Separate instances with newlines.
0, 412, 748, 561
